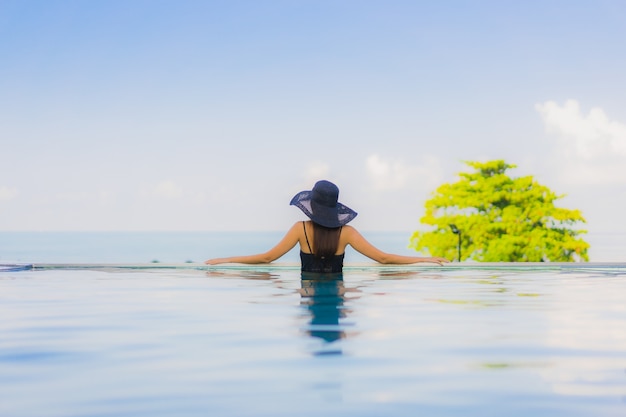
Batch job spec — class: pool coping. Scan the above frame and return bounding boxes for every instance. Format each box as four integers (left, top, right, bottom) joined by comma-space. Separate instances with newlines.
3, 262, 624, 273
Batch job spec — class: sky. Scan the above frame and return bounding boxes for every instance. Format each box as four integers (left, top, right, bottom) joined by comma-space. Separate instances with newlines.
1, 0, 625, 260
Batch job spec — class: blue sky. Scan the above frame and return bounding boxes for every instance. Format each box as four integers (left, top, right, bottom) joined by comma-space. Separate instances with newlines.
1, 1, 626, 259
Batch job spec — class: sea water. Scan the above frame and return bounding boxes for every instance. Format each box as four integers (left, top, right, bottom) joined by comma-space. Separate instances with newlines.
0, 230, 622, 264
1, 233, 626, 416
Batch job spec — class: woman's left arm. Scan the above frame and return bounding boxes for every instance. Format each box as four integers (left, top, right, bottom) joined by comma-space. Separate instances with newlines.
344, 226, 450, 265
204, 222, 301, 265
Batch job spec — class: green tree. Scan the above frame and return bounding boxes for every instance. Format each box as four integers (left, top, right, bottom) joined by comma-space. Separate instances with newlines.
410, 160, 589, 262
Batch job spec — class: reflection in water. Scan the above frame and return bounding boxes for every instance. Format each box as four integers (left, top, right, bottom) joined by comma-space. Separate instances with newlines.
298, 274, 353, 353
206, 270, 355, 353
205, 270, 280, 281
375, 270, 444, 281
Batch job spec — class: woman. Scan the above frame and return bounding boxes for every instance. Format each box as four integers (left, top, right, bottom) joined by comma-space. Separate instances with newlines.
205, 180, 449, 272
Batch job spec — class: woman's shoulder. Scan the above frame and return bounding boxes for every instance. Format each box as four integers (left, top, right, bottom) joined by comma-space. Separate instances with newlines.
340, 224, 359, 238
292, 220, 313, 226
288, 220, 310, 236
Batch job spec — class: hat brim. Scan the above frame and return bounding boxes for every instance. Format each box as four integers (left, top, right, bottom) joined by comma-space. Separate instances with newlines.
290, 191, 357, 228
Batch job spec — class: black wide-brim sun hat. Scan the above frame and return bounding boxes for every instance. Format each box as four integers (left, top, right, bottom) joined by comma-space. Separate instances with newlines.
290, 180, 358, 228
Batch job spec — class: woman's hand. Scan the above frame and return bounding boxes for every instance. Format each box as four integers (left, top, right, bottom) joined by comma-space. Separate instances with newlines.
204, 258, 226, 265
419, 257, 450, 265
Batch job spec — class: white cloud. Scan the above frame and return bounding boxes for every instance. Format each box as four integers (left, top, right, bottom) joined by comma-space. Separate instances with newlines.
535, 100, 626, 184
151, 180, 184, 199
0, 186, 18, 201
365, 154, 442, 191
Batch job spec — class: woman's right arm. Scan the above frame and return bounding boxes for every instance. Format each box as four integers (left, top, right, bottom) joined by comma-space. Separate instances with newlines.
344, 226, 449, 265
205, 222, 301, 265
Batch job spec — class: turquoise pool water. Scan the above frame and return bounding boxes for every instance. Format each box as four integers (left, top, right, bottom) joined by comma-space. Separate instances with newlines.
1, 264, 625, 416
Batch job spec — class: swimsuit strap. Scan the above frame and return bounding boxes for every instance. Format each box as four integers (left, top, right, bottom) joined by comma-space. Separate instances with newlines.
302, 221, 313, 253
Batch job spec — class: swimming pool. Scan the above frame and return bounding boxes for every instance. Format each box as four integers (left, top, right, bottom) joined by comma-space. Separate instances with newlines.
1, 263, 625, 416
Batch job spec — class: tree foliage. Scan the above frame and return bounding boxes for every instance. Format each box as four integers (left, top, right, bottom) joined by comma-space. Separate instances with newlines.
410, 160, 589, 262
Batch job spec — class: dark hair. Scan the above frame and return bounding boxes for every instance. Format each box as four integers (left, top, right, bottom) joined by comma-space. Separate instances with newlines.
312, 222, 341, 258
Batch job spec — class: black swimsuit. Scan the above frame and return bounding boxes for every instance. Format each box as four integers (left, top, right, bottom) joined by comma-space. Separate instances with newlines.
300, 221, 344, 273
